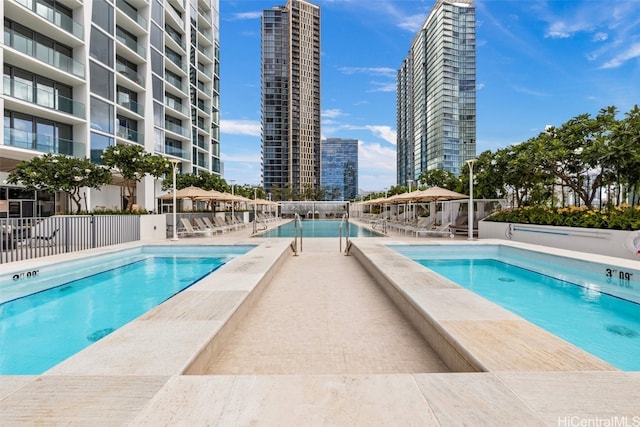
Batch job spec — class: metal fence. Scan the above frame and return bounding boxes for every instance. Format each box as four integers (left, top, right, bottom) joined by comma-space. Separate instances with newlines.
1, 215, 141, 264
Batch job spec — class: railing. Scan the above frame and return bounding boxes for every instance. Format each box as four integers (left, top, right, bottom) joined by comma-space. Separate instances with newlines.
1, 215, 140, 264
116, 63, 145, 86
5, 27, 84, 77
4, 127, 84, 156
339, 213, 350, 254
116, 0, 147, 29
3, 78, 86, 118
291, 213, 302, 256
15, 0, 84, 39
116, 30, 146, 57
117, 125, 144, 144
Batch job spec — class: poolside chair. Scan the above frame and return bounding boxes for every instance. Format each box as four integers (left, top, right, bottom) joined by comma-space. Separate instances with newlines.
193, 217, 220, 235
178, 218, 210, 237
415, 222, 453, 238
201, 217, 226, 234
20, 228, 60, 247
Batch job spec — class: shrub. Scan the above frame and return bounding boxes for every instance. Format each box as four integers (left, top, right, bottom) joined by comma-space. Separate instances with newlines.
484, 204, 640, 230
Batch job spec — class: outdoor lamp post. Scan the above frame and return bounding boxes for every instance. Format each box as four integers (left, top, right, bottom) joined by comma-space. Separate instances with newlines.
229, 179, 236, 219
169, 159, 180, 241
466, 158, 477, 240
407, 179, 414, 193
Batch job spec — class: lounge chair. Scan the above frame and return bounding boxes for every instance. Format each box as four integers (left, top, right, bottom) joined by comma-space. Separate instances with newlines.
178, 218, 211, 237
23, 228, 60, 247
415, 222, 453, 238
201, 217, 226, 234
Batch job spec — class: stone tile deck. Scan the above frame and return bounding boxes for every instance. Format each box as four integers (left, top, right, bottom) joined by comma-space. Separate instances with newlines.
1, 219, 638, 426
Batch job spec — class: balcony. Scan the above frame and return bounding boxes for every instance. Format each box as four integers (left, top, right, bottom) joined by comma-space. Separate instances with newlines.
4, 127, 85, 157
164, 144, 190, 160
5, 27, 84, 78
116, 28, 146, 58
14, 0, 84, 39
165, 73, 186, 93
115, 0, 147, 29
116, 97, 143, 116
164, 121, 190, 138
165, 98, 189, 116
3, 77, 85, 119
117, 125, 144, 145
116, 63, 145, 86
197, 63, 213, 80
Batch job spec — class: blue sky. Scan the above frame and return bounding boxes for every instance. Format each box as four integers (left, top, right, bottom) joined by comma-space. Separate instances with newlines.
219, 0, 640, 192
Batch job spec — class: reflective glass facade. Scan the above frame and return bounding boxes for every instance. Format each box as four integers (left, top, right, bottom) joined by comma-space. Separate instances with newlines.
321, 138, 358, 201
397, 0, 476, 184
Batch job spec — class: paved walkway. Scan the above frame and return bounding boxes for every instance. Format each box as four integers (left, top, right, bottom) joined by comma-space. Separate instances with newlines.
200, 238, 448, 375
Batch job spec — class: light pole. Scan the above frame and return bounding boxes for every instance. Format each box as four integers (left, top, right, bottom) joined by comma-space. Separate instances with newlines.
169, 159, 180, 241
465, 158, 477, 240
407, 179, 414, 193
229, 179, 236, 220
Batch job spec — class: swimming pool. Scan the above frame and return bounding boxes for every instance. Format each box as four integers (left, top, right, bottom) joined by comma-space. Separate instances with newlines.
0, 245, 254, 374
256, 219, 382, 238
390, 244, 640, 371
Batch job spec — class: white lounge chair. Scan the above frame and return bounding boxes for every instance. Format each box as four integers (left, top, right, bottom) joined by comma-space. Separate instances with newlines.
178, 218, 211, 237
415, 222, 453, 238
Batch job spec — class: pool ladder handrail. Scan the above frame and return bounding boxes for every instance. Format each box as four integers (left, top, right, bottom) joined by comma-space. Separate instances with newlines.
339, 213, 351, 255
291, 213, 302, 256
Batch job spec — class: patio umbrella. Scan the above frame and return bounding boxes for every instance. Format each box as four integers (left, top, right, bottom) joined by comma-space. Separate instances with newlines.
157, 186, 214, 201
413, 186, 468, 202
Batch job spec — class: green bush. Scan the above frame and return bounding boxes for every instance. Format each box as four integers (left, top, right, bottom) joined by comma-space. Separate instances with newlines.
485, 204, 640, 231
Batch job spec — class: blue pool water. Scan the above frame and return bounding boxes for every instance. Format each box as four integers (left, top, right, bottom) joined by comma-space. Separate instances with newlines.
257, 219, 381, 238
0, 245, 254, 374
391, 244, 640, 371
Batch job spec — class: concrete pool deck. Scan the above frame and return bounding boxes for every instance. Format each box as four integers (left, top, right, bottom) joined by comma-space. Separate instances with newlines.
1, 220, 639, 425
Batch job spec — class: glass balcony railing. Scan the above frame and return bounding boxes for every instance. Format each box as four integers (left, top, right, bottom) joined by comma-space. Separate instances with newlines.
117, 125, 144, 145
116, 63, 145, 86
200, 28, 213, 44
197, 63, 212, 79
116, 97, 143, 115
5, 28, 85, 78
115, 0, 147, 29
166, 6, 184, 29
198, 7, 212, 25
4, 127, 84, 156
165, 30, 185, 50
165, 74, 186, 92
166, 51, 187, 72
116, 31, 146, 57
165, 145, 190, 160
164, 122, 189, 137
3, 77, 86, 118
15, 0, 84, 39
165, 99, 189, 115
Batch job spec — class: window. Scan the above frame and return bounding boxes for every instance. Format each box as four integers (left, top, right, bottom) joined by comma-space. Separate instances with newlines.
90, 27, 113, 66
92, 0, 114, 35
90, 61, 114, 100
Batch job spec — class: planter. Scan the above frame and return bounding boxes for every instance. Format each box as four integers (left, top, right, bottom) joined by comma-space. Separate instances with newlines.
478, 220, 640, 261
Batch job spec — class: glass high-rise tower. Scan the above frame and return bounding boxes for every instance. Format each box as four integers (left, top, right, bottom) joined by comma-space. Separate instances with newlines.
261, 0, 321, 197
397, 0, 476, 185
321, 138, 358, 201
1, 0, 220, 215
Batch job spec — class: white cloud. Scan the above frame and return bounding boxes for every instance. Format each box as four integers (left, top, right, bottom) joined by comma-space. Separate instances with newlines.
600, 42, 640, 69
368, 81, 396, 93
397, 14, 428, 33
593, 32, 608, 42
477, 83, 486, 90
337, 66, 397, 78
358, 140, 397, 190
322, 109, 344, 119
364, 126, 396, 145
221, 119, 261, 136
231, 11, 262, 20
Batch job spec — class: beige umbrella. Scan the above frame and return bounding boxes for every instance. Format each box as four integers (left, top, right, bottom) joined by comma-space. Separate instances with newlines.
157, 186, 214, 201
413, 186, 468, 202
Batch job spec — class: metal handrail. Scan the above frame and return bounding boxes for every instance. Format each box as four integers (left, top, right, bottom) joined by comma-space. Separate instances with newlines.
339, 213, 350, 254
291, 213, 302, 256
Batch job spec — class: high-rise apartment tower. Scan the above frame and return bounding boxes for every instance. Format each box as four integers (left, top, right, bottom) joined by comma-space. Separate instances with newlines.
261, 0, 321, 197
321, 138, 358, 201
1, 0, 220, 215
397, 0, 476, 185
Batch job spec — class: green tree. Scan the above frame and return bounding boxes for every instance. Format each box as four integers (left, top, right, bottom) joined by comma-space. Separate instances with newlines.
6, 154, 112, 213
607, 105, 640, 205
535, 107, 617, 209
418, 169, 459, 190
102, 145, 169, 211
